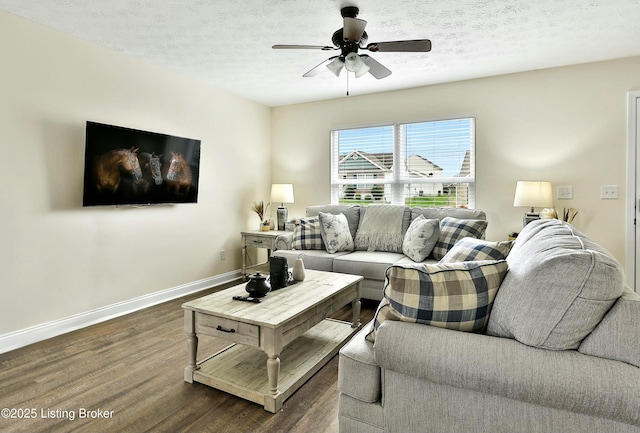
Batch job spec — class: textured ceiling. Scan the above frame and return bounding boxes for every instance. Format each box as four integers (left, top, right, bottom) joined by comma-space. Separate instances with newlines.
1, 0, 640, 106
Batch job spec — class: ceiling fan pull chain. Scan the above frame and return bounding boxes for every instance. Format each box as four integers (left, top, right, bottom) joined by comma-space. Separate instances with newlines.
346, 71, 350, 96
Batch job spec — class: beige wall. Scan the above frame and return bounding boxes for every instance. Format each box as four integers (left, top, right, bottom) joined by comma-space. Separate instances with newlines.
3, 7, 639, 339
272, 56, 640, 270
0, 12, 271, 335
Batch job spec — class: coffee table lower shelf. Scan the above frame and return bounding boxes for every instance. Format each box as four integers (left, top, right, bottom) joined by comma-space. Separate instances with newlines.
192, 318, 358, 412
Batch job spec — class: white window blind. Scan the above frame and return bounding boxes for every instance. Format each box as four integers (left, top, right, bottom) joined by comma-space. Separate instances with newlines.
331, 118, 475, 208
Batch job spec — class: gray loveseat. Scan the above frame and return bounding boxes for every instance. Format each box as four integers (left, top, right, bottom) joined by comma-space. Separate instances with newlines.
273, 204, 487, 300
338, 218, 640, 433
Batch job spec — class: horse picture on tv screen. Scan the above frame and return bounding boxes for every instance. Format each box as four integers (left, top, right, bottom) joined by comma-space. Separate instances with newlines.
82, 122, 201, 206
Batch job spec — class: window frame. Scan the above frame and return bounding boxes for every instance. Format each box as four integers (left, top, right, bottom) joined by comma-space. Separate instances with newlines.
330, 117, 475, 208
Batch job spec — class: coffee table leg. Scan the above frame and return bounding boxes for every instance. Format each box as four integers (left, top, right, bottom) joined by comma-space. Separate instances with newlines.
267, 355, 281, 396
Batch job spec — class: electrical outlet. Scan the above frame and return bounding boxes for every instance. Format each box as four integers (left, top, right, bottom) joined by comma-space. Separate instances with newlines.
557, 186, 573, 200
601, 185, 618, 199
220, 250, 226, 260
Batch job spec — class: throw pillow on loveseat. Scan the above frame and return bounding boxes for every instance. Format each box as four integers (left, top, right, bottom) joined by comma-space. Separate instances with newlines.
366, 259, 509, 342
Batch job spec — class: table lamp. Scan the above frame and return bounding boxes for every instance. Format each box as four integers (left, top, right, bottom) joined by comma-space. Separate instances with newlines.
271, 184, 294, 231
513, 181, 553, 226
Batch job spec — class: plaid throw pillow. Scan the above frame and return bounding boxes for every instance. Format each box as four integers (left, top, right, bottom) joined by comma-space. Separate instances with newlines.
439, 237, 513, 263
431, 217, 488, 260
366, 260, 509, 342
291, 216, 324, 250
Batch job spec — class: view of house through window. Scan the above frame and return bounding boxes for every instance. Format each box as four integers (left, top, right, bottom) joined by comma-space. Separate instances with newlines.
331, 118, 475, 208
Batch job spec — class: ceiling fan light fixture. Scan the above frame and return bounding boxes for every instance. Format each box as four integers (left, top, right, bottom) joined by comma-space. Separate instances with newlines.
354, 62, 370, 78
326, 57, 344, 77
344, 52, 369, 77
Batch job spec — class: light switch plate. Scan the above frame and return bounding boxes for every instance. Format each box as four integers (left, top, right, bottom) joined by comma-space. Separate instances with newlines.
557, 186, 573, 199
601, 185, 618, 199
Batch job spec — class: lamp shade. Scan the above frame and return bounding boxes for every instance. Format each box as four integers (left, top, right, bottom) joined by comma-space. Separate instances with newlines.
270, 184, 294, 204
513, 181, 553, 209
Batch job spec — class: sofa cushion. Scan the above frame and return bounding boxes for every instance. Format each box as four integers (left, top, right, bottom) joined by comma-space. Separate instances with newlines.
333, 251, 406, 281
402, 215, 439, 262
579, 286, 640, 368
306, 204, 360, 240
355, 205, 406, 253
366, 260, 509, 342
431, 217, 488, 260
318, 212, 354, 254
291, 216, 323, 250
487, 219, 625, 350
439, 237, 513, 263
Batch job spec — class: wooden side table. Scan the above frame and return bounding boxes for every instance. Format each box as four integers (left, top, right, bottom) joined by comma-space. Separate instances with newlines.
241, 230, 288, 278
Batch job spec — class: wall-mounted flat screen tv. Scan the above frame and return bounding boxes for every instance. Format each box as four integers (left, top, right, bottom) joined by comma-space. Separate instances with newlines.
82, 121, 201, 206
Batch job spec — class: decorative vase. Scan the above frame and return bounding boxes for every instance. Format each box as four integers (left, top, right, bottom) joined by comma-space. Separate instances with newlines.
292, 255, 306, 282
261, 224, 270, 231
245, 272, 271, 297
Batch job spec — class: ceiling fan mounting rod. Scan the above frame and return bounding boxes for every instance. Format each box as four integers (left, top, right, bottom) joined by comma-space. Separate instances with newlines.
341, 6, 359, 18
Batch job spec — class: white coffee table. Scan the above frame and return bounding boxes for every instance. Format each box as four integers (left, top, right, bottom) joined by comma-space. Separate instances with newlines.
182, 269, 362, 412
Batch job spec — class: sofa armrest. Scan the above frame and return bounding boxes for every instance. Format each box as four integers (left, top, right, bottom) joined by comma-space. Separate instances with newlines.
274, 232, 294, 250
338, 322, 381, 403
374, 321, 640, 427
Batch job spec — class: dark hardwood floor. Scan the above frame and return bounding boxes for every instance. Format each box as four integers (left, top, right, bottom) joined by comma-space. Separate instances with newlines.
0, 281, 377, 433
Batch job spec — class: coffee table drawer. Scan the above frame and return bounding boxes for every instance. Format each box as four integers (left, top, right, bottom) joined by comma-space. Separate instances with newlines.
195, 313, 260, 347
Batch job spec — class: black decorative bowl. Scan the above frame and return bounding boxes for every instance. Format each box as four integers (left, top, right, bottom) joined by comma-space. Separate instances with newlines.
245, 272, 271, 297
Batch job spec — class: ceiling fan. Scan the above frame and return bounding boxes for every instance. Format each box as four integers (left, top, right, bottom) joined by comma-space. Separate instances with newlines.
272, 6, 431, 80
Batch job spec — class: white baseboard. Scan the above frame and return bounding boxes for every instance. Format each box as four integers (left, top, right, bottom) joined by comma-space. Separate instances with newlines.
0, 270, 242, 355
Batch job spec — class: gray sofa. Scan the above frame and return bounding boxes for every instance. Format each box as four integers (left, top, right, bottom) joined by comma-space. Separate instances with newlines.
273, 204, 486, 300
338, 218, 640, 433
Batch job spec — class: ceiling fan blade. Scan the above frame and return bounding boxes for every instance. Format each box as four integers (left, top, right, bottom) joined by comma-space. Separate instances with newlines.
360, 55, 392, 79
365, 39, 432, 52
343, 17, 367, 42
302, 56, 338, 77
272, 44, 336, 51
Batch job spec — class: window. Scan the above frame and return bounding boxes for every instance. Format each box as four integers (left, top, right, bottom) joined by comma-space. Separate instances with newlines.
331, 118, 475, 208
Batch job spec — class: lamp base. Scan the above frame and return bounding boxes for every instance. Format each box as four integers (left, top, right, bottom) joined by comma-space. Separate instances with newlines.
523, 212, 540, 227
277, 206, 288, 231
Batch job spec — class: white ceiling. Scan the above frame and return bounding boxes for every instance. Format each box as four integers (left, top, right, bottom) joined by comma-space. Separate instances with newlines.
1, 0, 640, 107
